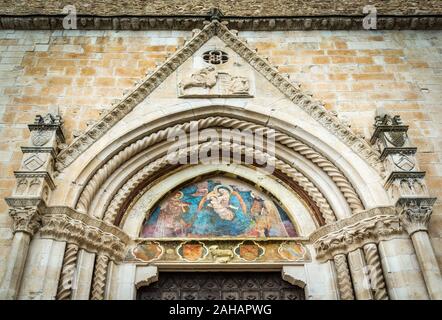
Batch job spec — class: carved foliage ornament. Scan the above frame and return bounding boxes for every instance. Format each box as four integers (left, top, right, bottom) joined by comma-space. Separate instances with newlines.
311, 208, 403, 261
399, 199, 435, 235
39, 211, 128, 261
9, 206, 41, 235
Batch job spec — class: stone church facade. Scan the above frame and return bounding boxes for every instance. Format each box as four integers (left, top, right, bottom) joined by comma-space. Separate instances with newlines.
0, 1, 442, 300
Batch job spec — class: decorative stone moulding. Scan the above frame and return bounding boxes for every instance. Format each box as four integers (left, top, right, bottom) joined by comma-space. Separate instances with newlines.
74, 114, 364, 222
126, 239, 310, 266
4, 197, 46, 235
39, 207, 130, 262
56, 20, 382, 174
370, 114, 416, 161
370, 113, 432, 202
310, 207, 403, 261
1, 15, 441, 31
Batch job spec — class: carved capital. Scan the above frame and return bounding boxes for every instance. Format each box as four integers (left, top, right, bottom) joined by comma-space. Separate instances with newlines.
39, 207, 129, 262
310, 207, 403, 261
398, 198, 436, 235
9, 206, 42, 235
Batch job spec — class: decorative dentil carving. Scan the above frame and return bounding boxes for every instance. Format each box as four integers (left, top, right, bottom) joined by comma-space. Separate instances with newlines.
9, 206, 41, 235
399, 199, 435, 235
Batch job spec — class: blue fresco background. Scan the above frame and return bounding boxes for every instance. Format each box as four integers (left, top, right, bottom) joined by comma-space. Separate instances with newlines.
141, 179, 297, 237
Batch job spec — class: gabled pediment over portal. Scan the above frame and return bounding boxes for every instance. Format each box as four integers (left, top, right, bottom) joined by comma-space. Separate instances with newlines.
56, 20, 381, 172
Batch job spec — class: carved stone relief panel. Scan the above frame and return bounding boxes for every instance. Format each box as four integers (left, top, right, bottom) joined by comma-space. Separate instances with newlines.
177, 38, 255, 98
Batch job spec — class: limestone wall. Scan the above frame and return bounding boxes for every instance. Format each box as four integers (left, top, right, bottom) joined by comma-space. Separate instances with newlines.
0, 28, 441, 280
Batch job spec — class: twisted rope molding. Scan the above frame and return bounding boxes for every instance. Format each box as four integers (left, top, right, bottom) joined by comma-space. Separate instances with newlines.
56, 243, 78, 300
56, 20, 381, 174
333, 254, 355, 300
102, 140, 337, 226
76, 116, 364, 216
363, 243, 389, 300
92, 141, 336, 300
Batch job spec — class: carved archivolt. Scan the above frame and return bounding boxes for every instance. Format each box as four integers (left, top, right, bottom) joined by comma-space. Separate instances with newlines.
76, 116, 364, 217
39, 207, 129, 261
102, 141, 337, 226
311, 207, 404, 261
56, 20, 381, 173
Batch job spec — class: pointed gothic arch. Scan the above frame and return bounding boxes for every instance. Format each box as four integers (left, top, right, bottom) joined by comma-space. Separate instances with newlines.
1, 18, 440, 302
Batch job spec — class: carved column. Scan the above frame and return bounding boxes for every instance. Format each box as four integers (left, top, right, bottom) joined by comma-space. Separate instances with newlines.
346, 249, 373, 300
362, 243, 389, 300
90, 253, 109, 300
333, 254, 355, 300
399, 199, 442, 300
371, 111, 441, 299
0, 206, 42, 299
56, 243, 79, 300
0, 114, 64, 300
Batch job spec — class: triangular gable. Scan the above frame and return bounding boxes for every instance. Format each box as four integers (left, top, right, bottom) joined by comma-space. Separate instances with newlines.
56, 20, 381, 171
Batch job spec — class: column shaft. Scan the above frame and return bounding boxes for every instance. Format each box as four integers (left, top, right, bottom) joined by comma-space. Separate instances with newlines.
0, 232, 31, 299
410, 231, 442, 299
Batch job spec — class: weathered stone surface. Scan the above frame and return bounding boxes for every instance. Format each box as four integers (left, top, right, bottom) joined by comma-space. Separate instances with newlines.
0, 20, 441, 300
0, 0, 441, 16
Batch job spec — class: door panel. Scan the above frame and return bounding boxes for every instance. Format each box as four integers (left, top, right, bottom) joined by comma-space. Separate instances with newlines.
137, 272, 305, 300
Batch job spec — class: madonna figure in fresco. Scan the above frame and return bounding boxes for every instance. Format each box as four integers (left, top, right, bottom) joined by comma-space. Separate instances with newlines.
140, 178, 297, 238
189, 185, 252, 236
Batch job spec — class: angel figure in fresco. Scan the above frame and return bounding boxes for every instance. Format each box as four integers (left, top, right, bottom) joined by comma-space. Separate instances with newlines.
250, 192, 289, 237
198, 185, 247, 221
153, 191, 191, 237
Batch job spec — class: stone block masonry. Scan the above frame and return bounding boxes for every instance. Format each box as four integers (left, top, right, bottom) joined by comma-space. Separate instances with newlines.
0, 28, 441, 280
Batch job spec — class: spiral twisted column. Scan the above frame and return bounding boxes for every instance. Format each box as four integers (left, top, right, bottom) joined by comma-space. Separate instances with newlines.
333, 254, 355, 300
90, 253, 109, 300
56, 243, 79, 300
363, 243, 389, 300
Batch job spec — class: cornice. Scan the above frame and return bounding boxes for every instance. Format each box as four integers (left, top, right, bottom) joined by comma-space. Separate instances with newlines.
0, 15, 441, 30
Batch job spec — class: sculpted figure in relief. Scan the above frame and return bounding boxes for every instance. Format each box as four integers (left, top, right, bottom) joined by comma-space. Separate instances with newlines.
180, 66, 218, 90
